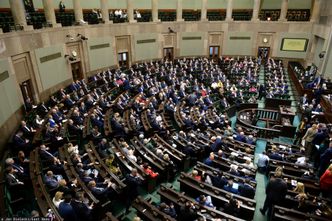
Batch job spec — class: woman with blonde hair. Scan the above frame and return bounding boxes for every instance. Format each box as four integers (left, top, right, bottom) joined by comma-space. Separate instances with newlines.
52, 191, 63, 208
295, 192, 309, 212
293, 182, 305, 194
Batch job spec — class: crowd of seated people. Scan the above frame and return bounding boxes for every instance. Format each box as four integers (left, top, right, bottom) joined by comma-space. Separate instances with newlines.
264, 58, 290, 99
3, 56, 332, 221
293, 64, 318, 88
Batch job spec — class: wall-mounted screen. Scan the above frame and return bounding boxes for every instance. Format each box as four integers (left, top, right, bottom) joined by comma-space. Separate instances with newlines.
280, 38, 308, 52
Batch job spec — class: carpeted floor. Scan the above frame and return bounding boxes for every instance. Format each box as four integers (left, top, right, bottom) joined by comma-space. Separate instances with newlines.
253, 139, 268, 221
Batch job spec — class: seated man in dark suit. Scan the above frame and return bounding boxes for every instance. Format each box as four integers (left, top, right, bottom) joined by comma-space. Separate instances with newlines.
44, 170, 60, 189
68, 119, 83, 137
203, 152, 215, 167
238, 178, 255, 199
90, 114, 104, 130
234, 132, 247, 143
64, 95, 75, 108
88, 180, 114, 201
13, 131, 33, 154
5, 157, 28, 180
211, 171, 228, 189
223, 179, 239, 194
20, 120, 36, 139
97, 138, 110, 158
195, 195, 214, 208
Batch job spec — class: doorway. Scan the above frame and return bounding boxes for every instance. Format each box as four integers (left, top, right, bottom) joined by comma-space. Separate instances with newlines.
163, 47, 174, 60
20, 80, 34, 104
118, 52, 129, 68
71, 62, 83, 81
209, 46, 220, 60
257, 47, 270, 62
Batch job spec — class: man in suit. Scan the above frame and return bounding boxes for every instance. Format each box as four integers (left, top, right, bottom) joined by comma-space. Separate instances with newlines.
13, 131, 32, 154
59, 1, 66, 12
223, 180, 239, 194
238, 179, 255, 199
125, 168, 142, 213
195, 195, 214, 208
97, 138, 109, 158
260, 170, 287, 217
299, 93, 309, 107
71, 192, 93, 221
5, 166, 24, 187
88, 180, 114, 201
68, 119, 83, 137
211, 171, 228, 189
234, 132, 246, 143
204, 152, 215, 167
257, 83, 265, 100
20, 120, 36, 138
64, 95, 75, 108
37, 102, 49, 117
39, 144, 58, 161
318, 142, 332, 176
5, 166, 25, 199
59, 194, 78, 221
5, 158, 27, 179
178, 201, 198, 220
44, 171, 59, 189
302, 124, 318, 158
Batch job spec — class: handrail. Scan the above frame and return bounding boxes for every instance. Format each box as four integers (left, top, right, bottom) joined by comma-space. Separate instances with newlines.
237, 108, 281, 139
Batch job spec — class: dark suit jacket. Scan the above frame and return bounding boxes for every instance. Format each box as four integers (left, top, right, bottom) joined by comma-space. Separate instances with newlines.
239, 183, 255, 199
6, 173, 21, 187
71, 200, 92, 221
59, 202, 78, 221
125, 174, 142, 198
266, 178, 287, 203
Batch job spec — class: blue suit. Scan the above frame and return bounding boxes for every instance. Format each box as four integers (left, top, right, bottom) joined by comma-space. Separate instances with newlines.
59, 202, 78, 221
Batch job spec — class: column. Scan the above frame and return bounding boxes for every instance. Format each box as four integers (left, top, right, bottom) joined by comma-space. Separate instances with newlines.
9, 0, 32, 30
226, 0, 233, 21
73, 0, 84, 24
127, 0, 136, 23
152, 0, 160, 22
201, 0, 207, 21
311, 0, 321, 23
279, 0, 288, 21
177, 0, 184, 22
251, 0, 261, 21
321, 30, 332, 76
42, 0, 61, 27
100, 0, 111, 24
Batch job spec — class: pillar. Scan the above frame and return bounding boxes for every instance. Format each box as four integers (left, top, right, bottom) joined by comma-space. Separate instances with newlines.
279, 0, 288, 21
252, 0, 261, 21
226, 0, 233, 21
127, 0, 136, 23
201, 0, 207, 21
100, 0, 111, 24
73, 0, 84, 24
177, 0, 184, 22
42, 0, 61, 27
321, 30, 332, 76
152, 0, 160, 22
311, 0, 321, 23
9, 0, 32, 30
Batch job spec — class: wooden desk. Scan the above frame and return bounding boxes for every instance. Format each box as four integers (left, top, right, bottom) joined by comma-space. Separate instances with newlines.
279, 106, 295, 123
